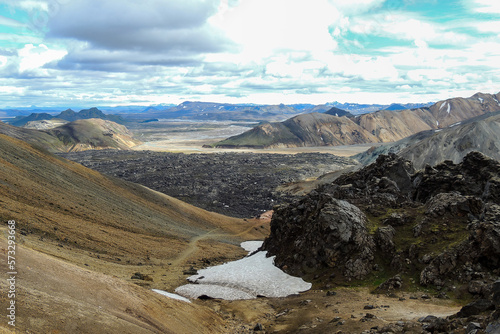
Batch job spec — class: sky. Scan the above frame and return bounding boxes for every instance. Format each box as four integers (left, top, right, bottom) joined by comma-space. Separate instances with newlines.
0, 0, 499, 108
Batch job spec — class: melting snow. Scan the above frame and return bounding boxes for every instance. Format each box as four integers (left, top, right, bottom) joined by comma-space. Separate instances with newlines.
241, 241, 264, 253
450, 122, 462, 127
447, 103, 451, 114
152, 289, 192, 303
174, 241, 311, 301
478, 97, 484, 103
493, 98, 500, 106
439, 102, 447, 110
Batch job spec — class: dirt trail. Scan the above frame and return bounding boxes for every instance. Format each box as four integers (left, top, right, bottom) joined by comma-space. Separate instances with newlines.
170, 220, 267, 267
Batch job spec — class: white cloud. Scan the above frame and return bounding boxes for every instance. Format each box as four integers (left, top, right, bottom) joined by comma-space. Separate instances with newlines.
475, 21, 500, 33
211, 0, 340, 61
330, 0, 386, 14
18, 43, 67, 72
348, 13, 469, 45
473, 0, 500, 13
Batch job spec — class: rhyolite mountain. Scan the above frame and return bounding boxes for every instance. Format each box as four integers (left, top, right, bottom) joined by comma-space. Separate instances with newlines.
262, 152, 500, 324
0, 118, 141, 152
214, 112, 379, 148
10, 107, 126, 127
355, 111, 500, 169
214, 92, 500, 148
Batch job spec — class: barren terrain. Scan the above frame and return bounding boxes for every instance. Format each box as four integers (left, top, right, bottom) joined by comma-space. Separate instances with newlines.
0, 132, 469, 333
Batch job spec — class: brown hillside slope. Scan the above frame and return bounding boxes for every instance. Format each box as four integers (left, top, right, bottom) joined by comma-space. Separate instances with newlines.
0, 118, 142, 153
0, 237, 225, 334
48, 118, 142, 151
355, 91, 500, 142
0, 134, 267, 333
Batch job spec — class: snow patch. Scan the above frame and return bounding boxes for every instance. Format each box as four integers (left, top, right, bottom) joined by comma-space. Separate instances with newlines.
439, 102, 447, 110
175, 243, 311, 300
436, 120, 439, 127
478, 97, 484, 103
435, 129, 442, 132
175, 285, 255, 300
450, 122, 462, 127
152, 289, 191, 303
447, 103, 451, 114
240, 241, 263, 253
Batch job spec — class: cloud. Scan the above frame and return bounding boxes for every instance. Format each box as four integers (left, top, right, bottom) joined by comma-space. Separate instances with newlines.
472, 0, 500, 14
0, 0, 499, 107
18, 43, 66, 72
47, 0, 230, 53
347, 12, 470, 46
211, 0, 340, 60
42, 0, 235, 71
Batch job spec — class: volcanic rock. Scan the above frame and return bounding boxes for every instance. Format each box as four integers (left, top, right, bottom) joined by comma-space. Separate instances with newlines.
262, 195, 375, 279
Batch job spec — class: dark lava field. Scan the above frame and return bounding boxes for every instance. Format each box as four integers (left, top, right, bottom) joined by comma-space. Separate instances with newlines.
60, 150, 355, 218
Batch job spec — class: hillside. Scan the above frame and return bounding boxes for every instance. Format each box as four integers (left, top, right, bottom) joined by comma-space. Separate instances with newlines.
215, 112, 378, 148
355, 111, 500, 169
47, 118, 142, 151
214, 92, 500, 148
0, 118, 141, 152
10, 107, 125, 127
0, 133, 266, 333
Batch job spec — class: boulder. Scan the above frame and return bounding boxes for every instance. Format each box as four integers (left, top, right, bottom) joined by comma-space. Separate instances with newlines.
262, 195, 375, 279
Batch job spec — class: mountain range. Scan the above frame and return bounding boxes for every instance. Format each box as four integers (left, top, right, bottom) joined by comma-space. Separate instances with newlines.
9, 107, 126, 127
1, 101, 433, 123
214, 92, 500, 148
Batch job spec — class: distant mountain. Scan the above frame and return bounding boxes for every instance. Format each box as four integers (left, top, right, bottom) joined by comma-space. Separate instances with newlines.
354, 111, 500, 169
383, 103, 407, 111
324, 107, 353, 117
0, 118, 141, 152
153, 101, 301, 122
10, 112, 54, 126
47, 119, 141, 151
214, 92, 500, 149
328, 101, 433, 114
9, 107, 126, 127
214, 112, 378, 148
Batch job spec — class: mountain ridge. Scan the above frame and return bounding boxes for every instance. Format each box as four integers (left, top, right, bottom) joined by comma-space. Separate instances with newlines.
214, 92, 500, 148
355, 111, 500, 169
9, 107, 126, 127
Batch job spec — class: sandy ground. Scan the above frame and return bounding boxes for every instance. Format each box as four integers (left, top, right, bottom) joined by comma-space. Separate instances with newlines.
134, 138, 379, 157
0, 214, 463, 334
130, 120, 383, 156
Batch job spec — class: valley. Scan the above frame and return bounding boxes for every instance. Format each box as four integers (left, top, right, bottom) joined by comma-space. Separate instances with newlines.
59, 150, 356, 218
1, 91, 500, 334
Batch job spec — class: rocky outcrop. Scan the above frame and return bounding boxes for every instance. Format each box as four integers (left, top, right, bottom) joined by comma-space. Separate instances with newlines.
262, 151, 500, 293
262, 195, 375, 279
